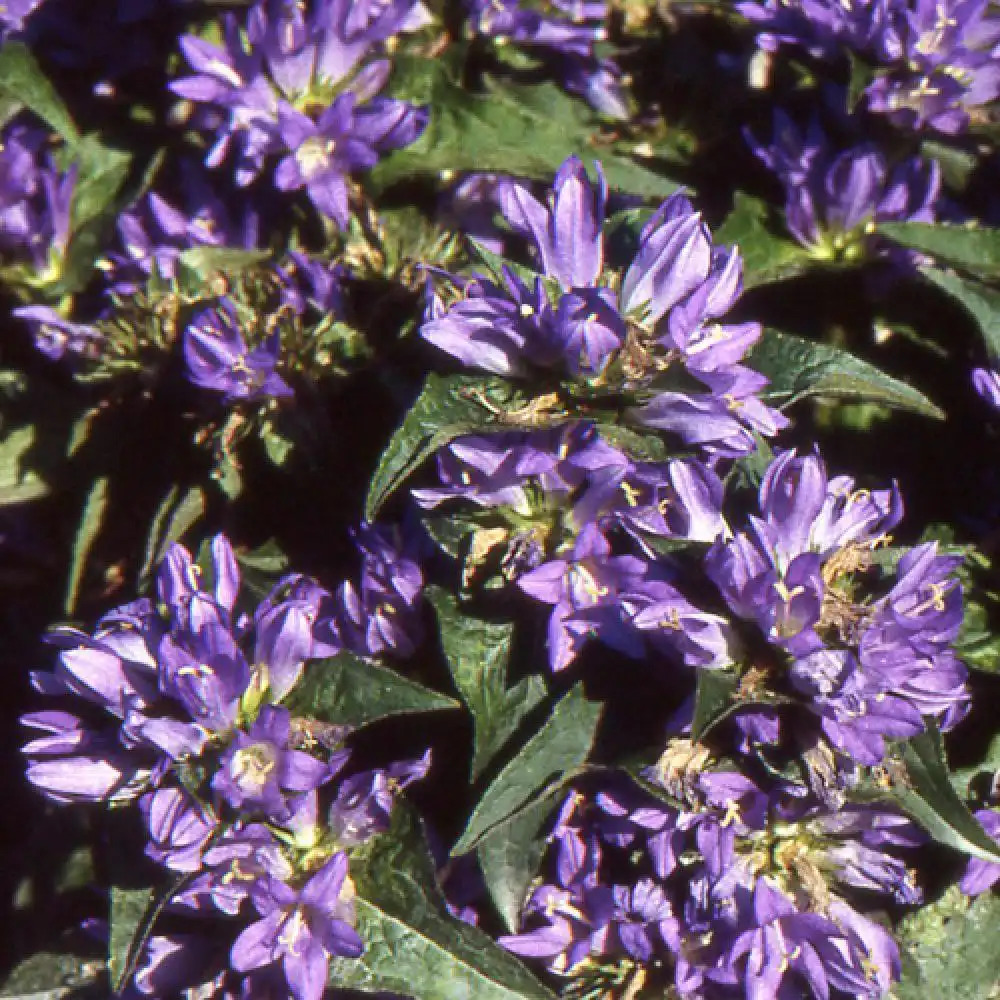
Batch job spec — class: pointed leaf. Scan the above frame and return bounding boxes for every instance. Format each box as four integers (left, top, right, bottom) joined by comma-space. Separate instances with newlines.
64, 476, 109, 615
0, 951, 102, 999
453, 684, 602, 855
921, 267, 1000, 361
714, 193, 812, 289
366, 374, 559, 520
330, 811, 555, 1000
0, 424, 49, 505
375, 58, 674, 197
477, 793, 560, 932
879, 221, 1000, 278
108, 886, 154, 991
428, 588, 546, 778
883, 726, 1000, 864
137, 484, 206, 588
690, 668, 739, 742
284, 651, 458, 729
0, 42, 78, 143
748, 328, 944, 419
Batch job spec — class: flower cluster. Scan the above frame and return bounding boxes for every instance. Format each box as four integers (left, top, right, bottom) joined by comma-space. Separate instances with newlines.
423, 156, 787, 457
748, 111, 940, 263
465, 0, 628, 118
22, 533, 429, 1000
171, 0, 429, 225
501, 766, 919, 999
739, 0, 1000, 134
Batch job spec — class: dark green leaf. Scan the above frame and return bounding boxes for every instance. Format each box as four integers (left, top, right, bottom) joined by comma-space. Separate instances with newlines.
422, 512, 481, 559
69, 135, 131, 233
108, 886, 154, 991
921, 267, 1000, 361
365, 374, 562, 520
884, 727, 1000, 864
453, 683, 602, 854
137, 484, 206, 587
748, 328, 944, 419
235, 538, 290, 574
329, 810, 555, 1000
879, 221, 1000, 278
428, 587, 546, 779
0, 951, 103, 1000
476, 793, 560, 932
895, 887, 1000, 1000
64, 476, 109, 614
690, 668, 739, 742
376, 60, 674, 198
284, 651, 458, 728
714, 193, 812, 289
0, 425, 49, 505
0, 42, 78, 143
176, 246, 270, 294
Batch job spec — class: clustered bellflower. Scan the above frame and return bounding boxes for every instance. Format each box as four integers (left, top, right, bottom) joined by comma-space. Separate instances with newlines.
500, 766, 919, 999
465, 0, 629, 118
22, 533, 429, 1000
747, 111, 940, 264
171, 0, 428, 225
423, 156, 788, 457
739, 0, 1000, 133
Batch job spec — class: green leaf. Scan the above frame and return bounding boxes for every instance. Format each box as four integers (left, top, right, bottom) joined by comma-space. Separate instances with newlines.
879, 221, 1000, 278
428, 588, 547, 779
690, 668, 739, 742
330, 811, 555, 1000
366, 374, 562, 520
0, 424, 49, 505
0, 42, 79, 143
921, 267, 1000, 361
882, 727, 1000, 864
137, 484, 206, 587
376, 60, 674, 198
453, 683, 602, 855
895, 887, 1000, 1000
108, 886, 154, 991
476, 793, 560, 932
714, 193, 812, 289
284, 651, 458, 729
748, 328, 944, 419
69, 134, 132, 233
64, 476, 109, 615
0, 951, 103, 1000
176, 246, 270, 294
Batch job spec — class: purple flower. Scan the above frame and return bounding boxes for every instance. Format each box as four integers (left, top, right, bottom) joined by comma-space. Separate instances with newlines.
183, 300, 293, 402
171, 0, 427, 212
959, 809, 1000, 895
103, 173, 261, 294
748, 114, 940, 261
230, 853, 363, 1000
317, 522, 425, 659
12, 305, 103, 362
213, 706, 335, 820
973, 366, 1000, 410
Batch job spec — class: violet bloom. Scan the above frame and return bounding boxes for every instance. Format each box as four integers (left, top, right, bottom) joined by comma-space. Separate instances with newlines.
102, 173, 261, 294
864, 0, 1000, 133
973, 366, 1000, 410
748, 113, 940, 262
183, 300, 293, 402
466, 0, 628, 118
959, 809, 1000, 895
171, 0, 427, 214
212, 706, 334, 820
12, 305, 104, 362
0, 120, 76, 284
231, 853, 363, 1000
318, 522, 424, 659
